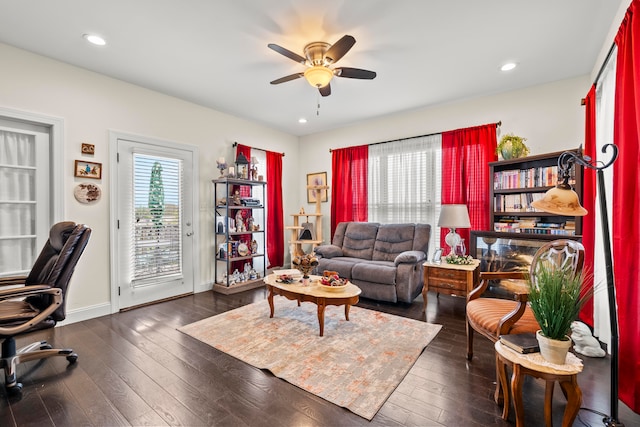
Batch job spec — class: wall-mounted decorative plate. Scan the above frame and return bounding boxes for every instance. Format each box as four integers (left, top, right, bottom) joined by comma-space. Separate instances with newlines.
74, 183, 101, 204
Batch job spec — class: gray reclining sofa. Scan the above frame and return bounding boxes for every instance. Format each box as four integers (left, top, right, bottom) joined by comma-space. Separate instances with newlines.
313, 222, 431, 303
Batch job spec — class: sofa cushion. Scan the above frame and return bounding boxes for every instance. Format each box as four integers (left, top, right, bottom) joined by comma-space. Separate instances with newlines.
352, 260, 396, 285
341, 222, 379, 260
372, 224, 416, 262
316, 257, 363, 279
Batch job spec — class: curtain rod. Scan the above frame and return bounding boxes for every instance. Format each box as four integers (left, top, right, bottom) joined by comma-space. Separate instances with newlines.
232, 141, 285, 157
581, 42, 617, 106
328, 121, 501, 152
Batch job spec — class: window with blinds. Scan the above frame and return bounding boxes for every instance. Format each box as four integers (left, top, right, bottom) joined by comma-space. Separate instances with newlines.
132, 154, 182, 285
368, 134, 442, 252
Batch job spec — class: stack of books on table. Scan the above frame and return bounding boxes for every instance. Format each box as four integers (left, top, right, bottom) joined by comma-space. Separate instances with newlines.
499, 332, 540, 354
272, 269, 303, 279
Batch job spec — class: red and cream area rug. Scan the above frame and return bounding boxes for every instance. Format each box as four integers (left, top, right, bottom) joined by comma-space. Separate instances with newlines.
179, 299, 441, 420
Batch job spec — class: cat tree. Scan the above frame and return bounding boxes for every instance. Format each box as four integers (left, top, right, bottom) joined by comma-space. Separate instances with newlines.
287, 184, 329, 267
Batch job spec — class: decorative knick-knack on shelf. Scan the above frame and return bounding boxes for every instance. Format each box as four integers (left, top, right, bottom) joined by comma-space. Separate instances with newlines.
497, 133, 529, 160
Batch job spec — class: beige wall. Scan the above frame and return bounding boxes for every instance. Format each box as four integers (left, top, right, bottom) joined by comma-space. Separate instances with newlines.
0, 42, 299, 321
299, 75, 591, 245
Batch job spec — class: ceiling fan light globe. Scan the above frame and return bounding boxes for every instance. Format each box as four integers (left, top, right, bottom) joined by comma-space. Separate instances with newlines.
304, 66, 333, 88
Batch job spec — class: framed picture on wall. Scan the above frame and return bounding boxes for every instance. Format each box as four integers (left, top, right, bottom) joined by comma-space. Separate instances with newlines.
74, 160, 102, 179
307, 172, 328, 203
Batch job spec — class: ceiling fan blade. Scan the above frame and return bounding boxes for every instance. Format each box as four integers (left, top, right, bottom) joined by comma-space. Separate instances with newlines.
324, 35, 355, 64
267, 43, 306, 64
335, 67, 377, 80
319, 84, 331, 97
270, 73, 304, 85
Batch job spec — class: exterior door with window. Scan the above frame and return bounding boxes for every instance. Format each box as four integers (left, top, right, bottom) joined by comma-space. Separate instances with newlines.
116, 137, 196, 309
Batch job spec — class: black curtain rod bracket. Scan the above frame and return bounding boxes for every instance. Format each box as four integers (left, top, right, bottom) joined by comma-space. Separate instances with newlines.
232, 141, 284, 157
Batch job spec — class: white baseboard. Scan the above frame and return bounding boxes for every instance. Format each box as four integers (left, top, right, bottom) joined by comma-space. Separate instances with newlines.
57, 283, 213, 326
195, 281, 213, 293
58, 302, 112, 326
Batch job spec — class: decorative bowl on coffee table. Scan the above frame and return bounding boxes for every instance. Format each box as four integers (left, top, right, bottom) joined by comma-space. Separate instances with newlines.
318, 275, 349, 291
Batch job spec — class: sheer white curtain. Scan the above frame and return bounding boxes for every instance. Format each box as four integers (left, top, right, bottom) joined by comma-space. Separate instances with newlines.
594, 46, 617, 348
368, 134, 442, 253
0, 130, 37, 275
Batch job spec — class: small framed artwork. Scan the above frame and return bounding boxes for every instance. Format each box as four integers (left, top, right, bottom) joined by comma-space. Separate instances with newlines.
432, 248, 443, 263
81, 143, 95, 155
74, 160, 102, 179
307, 171, 328, 203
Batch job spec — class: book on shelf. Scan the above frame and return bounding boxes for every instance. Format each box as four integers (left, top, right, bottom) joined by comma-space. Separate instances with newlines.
499, 333, 540, 354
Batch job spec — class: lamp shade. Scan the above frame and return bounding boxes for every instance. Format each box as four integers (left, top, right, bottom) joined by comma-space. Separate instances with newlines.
438, 204, 471, 229
304, 66, 334, 88
530, 185, 587, 216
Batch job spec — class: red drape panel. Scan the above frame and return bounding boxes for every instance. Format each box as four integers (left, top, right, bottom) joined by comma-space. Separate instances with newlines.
266, 151, 284, 268
330, 145, 368, 238
613, 0, 640, 413
441, 124, 498, 249
580, 85, 597, 326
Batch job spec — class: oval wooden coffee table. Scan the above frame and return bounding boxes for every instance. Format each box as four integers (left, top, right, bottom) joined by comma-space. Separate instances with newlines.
264, 274, 362, 337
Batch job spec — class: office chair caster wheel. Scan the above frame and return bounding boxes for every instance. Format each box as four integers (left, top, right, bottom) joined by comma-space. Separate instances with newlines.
40, 343, 53, 350
7, 382, 23, 395
66, 353, 78, 364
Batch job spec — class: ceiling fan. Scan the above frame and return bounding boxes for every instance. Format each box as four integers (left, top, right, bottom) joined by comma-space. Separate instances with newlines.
268, 35, 376, 97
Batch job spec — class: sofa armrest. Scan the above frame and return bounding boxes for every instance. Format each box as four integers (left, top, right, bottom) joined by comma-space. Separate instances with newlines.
394, 250, 426, 266
314, 245, 343, 259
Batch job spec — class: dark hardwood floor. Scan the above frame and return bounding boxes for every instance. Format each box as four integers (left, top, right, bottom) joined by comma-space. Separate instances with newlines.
1, 288, 639, 426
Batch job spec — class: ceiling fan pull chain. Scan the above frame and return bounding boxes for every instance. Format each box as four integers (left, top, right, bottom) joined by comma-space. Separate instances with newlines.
317, 93, 321, 116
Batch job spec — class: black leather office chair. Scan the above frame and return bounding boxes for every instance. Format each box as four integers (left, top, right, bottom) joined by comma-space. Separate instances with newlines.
0, 221, 91, 392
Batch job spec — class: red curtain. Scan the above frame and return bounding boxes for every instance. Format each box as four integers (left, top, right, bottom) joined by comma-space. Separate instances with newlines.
441, 124, 498, 249
330, 145, 368, 238
266, 150, 284, 268
613, 0, 640, 413
580, 85, 597, 326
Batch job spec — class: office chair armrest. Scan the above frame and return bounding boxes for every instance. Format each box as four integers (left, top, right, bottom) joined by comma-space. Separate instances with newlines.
0, 275, 28, 287
0, 284, 52, 299
0, 287, 62, 336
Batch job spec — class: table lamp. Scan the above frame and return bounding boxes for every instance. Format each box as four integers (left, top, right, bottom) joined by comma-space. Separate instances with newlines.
531, 144, 623, 427
438, 204, 471, 256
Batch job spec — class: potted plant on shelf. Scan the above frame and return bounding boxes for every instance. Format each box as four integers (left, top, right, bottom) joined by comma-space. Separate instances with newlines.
497, 133, 530, 160
527, 262, 592, 364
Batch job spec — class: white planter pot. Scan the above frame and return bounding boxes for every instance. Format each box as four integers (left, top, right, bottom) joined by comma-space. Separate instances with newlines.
536, 330, 572, 365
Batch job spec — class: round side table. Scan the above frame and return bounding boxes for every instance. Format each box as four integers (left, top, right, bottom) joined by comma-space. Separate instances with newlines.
495, 341, 583, 427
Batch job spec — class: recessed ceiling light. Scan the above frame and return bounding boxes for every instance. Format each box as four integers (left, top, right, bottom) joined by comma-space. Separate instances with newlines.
83, 34, 106, 46
501, 62, 517, 72
298, 118, 307, 124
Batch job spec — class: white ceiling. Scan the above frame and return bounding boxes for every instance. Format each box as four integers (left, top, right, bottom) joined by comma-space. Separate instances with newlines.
0, 1, 622, 136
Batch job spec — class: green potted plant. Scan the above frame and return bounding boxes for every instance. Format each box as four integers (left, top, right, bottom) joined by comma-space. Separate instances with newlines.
497, 133, 529, 160
527, 263, 592, 364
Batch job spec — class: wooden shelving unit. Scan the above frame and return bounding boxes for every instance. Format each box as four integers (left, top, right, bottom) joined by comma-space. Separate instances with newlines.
489, 150, 583, 238
287, 185, 328, 266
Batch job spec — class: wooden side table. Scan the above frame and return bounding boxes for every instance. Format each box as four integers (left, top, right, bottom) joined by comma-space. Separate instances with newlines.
494, 341, 583, 427
422, 260, 480, 313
